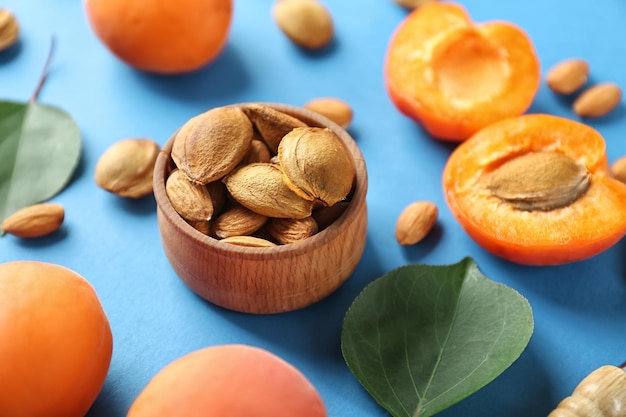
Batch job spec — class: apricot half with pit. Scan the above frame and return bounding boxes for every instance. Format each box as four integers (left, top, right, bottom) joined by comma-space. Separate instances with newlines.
385, 2, 540, 141
442, 114, 626, 265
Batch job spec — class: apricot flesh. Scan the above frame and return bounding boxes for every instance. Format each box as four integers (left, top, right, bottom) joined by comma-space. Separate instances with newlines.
433, 28, 510, 105
385, 2, 540, 141
442, 114, 626, 265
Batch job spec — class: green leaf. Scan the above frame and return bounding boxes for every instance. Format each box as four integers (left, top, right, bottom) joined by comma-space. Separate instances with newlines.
0, 100, 81, 233
341, 257, 534, 417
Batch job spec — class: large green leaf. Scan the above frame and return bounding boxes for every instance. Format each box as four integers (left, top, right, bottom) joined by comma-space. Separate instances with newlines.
0, 100, 81, 233
341, 257, 534, 417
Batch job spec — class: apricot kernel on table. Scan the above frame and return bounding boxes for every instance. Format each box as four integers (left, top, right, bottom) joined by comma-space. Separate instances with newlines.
272, 0, 334, 50
545, 58, 590, 95
1, 203, 65, 238
94, 138, 160, 199
395, 201, 438, 245
304, 97, 354, 128
573, 82, 622, 118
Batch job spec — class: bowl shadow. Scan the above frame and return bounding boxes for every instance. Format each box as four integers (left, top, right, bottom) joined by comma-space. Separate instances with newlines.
210, 235, 384, 360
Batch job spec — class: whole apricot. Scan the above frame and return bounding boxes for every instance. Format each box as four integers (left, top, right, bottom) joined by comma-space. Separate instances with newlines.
127, 344, 327, 417
0, 261, 113, 417
84, 0, 233, 74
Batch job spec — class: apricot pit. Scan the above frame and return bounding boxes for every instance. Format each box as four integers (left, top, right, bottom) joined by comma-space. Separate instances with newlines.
485, 151, 590, 211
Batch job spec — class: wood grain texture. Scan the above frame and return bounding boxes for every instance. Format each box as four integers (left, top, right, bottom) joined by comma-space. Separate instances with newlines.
153, 103, 368, 314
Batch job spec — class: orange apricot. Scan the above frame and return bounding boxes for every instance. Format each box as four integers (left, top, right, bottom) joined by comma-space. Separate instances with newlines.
127, 344, 327, 417
442, 114, 626, 265
84, 0, 232, 74
385, 2, 540, 141
0, 261, 113, 417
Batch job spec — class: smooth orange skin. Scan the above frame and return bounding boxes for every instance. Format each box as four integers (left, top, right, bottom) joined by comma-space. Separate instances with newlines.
443, 114, 626, 265
127, 344, 327, 417
84, 0, 233, 74
0, 261, 113, 417
385, 2, 540, 141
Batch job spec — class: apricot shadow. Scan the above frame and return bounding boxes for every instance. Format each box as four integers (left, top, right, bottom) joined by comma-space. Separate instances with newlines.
0, 39, 22, 64
110, 193, 157, 216
554, 92, 578, 108
127, 42, 252, 104
406, 118, 460, 155
11, 227, 69, 248
85, 372, 129, 417
292, 36, 339, 59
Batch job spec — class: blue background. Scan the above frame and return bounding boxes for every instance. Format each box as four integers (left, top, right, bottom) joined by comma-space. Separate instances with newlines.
2, 0, 626, 416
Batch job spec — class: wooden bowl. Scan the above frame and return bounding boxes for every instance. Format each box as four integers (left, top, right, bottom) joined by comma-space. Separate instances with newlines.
153, 103, 368, 314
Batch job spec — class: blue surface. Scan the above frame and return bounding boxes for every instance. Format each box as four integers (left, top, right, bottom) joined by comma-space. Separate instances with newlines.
2, 0, 626, 416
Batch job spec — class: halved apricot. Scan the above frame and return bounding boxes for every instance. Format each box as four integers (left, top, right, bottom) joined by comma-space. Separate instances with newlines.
442, 114, 626, 265
385, 2, 541, 141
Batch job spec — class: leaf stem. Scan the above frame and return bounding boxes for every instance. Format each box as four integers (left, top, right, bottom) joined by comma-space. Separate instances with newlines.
30, 36, 56, 103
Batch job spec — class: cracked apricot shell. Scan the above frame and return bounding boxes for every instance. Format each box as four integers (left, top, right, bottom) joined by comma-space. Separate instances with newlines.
442, 114, 626, 265
385, 2, 540, 141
